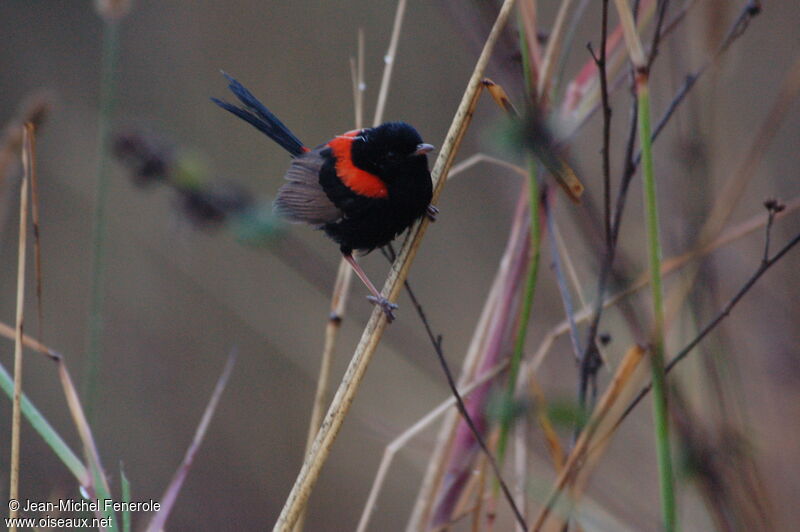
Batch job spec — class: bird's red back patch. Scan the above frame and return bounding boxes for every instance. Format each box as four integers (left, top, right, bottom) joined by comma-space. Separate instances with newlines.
328, 130, 388, 199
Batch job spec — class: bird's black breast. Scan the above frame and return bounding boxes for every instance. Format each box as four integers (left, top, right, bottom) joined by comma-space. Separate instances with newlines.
318, 148, 432, 254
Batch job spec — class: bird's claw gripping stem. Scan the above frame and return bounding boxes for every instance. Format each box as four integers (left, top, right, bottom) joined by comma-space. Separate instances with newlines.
366, 295, 398, 323
426, 204, 439, 222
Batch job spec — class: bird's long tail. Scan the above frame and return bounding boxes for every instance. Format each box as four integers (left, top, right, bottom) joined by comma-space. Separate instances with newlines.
212, 72, 307, 157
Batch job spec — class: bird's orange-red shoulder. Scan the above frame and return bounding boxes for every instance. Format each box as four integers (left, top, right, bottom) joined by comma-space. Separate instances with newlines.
328, 130, 388, 199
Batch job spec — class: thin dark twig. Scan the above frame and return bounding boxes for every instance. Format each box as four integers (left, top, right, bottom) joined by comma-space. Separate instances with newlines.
588, 0, 612, 247
721, 1, 762, 55
576, 0, 612, 412
26, 123, 44, 346
619, 221, 800, 424
381, 245, 529, 530
578, 0, 649, 410
577, 78, 639, 415
647, 0, 672, 71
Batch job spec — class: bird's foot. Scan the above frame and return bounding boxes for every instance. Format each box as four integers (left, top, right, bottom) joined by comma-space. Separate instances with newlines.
367, 295, 398, 323
426, 204, 439, 222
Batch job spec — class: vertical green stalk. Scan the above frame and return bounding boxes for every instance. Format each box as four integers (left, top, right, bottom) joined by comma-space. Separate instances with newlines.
497, 164, 540, 467
84, 19, 120, 424
637, 78, 676, 532
494, 11, 543, 469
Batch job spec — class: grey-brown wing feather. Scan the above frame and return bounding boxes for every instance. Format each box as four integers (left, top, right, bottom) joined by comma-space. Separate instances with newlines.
273, 150, 341, 225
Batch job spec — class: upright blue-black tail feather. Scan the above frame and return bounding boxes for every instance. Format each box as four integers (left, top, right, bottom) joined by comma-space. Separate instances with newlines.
212, 72, 306, 157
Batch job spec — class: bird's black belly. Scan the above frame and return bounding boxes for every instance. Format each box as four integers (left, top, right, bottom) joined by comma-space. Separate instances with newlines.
323, 199, 428, 254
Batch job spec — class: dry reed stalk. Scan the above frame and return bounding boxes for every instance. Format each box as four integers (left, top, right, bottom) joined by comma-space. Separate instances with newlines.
531, 345, 648, 531
56, 361, 114, 529
398, 9, 785, 519
302, 260, 351, 444
8, 123, 33, 530
0, 95, 51, 185
273, 2, 519, 529
0, 322, 55, 355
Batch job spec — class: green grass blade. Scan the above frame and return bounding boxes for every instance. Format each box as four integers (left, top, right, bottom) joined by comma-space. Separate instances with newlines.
121, 464, 132, 532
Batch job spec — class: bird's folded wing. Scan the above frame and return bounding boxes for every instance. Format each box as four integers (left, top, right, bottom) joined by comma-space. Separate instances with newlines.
273, 150, 342, 225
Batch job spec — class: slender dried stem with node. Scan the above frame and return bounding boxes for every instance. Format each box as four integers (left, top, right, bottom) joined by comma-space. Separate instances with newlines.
8, 123, 33, 531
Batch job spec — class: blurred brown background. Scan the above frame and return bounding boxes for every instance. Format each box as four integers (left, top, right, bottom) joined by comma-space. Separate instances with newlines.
0, 1, 798, 530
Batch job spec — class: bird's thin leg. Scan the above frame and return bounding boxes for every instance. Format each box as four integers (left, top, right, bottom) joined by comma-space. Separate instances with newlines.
343, 253, 398, 322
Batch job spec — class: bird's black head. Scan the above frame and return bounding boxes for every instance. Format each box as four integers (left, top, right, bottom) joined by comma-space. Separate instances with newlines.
351, 122, 434, 183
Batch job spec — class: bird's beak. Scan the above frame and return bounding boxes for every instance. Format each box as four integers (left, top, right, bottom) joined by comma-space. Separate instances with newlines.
413, 143, 435, 156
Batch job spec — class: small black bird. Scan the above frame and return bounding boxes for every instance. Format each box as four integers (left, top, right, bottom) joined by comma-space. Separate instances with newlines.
213, 73, 436, 321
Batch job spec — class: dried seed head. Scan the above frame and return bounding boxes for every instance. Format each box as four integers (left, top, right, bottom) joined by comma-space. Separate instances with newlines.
177, 182, 253, 228
112, 130, 172, 186
764, 198, 785, 213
